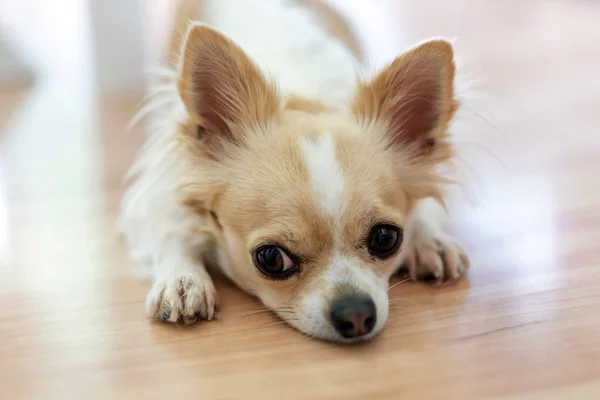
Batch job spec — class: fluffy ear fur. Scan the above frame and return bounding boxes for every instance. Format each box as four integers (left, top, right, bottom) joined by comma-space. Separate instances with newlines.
352, 39, 458, 158
178, 24, 280, 150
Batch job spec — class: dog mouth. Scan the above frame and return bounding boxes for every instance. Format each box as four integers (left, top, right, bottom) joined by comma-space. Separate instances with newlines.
269, 292, 386, 344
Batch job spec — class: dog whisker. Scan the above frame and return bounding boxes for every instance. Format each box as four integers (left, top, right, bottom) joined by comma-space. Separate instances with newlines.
388, 297, 420, 307
387, 312, 412, 318
234, 304, 294, 313
241, 307, 294, 312
388, 278, 411, 292
242, 309, 296, 318
387, 307, 415, 312
256, 318, 300, 329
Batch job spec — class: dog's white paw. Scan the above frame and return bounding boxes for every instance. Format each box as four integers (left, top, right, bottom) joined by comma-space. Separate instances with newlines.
399, 231, 470, 285
146, 275, 219, 324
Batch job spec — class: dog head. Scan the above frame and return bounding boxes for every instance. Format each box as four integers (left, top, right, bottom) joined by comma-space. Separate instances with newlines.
176, 25, 457, 343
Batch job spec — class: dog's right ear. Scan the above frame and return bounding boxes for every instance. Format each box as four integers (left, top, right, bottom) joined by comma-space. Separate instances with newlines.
352, 39, 457, 159
178, 24, 280, 149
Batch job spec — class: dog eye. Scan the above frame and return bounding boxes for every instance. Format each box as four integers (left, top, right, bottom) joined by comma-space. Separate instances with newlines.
367, 224, 402, 259
253, 246, 298, 279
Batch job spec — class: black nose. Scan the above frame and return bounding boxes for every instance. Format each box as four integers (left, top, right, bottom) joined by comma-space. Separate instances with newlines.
330, 296, 377, 338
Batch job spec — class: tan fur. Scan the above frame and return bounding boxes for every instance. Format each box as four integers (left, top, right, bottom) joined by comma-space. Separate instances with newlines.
176, 24, 457, 314
177, 55, 455, 319
183, 126, 398, 309
124, 0, 468, 342
178, 25, 280, 152
352, 40, 457, 159
284, 95, 332, 114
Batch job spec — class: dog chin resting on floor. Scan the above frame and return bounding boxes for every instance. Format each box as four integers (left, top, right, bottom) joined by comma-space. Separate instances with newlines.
119, 0, 470, 344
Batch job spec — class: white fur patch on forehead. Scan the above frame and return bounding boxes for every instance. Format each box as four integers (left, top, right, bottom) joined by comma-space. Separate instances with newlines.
324, 253, 381, 294
299, 133, 345, 215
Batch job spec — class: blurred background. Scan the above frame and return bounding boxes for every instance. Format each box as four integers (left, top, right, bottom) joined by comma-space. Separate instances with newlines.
1, 1, 599, 398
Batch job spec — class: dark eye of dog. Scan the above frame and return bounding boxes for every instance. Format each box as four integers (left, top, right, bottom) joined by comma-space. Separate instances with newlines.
253, 246, 298, 279
368, 224, 402, 258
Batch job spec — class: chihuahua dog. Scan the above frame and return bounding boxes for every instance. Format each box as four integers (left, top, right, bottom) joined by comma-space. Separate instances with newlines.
119, 0, 470, 343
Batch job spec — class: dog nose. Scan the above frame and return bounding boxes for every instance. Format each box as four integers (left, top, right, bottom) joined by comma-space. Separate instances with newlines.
330, 296, 377, 338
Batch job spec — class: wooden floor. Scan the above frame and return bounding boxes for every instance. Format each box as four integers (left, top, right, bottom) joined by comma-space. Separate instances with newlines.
1, 1, 600, 399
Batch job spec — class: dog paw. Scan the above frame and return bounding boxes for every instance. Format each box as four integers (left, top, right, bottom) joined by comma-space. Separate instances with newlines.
146, 275, 219, 324
399, 232, 470, 285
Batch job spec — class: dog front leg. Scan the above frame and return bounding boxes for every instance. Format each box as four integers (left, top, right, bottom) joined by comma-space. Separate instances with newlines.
146, 236, 219, 324
396, 197, 470, 284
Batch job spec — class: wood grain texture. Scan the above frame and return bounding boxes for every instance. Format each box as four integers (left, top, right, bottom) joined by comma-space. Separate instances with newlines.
1, 1, 600, 399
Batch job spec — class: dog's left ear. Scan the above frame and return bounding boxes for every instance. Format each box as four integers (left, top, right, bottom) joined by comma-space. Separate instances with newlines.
178, 24, 280, 150
352, 39, 457, 157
